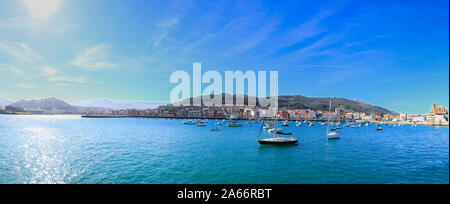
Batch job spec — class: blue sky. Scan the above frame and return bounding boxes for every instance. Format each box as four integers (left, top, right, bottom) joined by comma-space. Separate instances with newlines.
0, 0, 448, 114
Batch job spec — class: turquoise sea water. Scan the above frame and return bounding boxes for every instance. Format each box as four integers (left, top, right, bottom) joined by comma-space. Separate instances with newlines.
0, 115, 448, 184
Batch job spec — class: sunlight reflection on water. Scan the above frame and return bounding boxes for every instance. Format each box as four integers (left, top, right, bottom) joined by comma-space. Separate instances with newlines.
17, 126, 74, 184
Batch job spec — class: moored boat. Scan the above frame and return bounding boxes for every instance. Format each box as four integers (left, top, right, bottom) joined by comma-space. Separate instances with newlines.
227, 121, 243, 127
327, 130, 340, 139
326, 100, 341, 139
196, 121, 207, 126
182, 120, 194, 125
211, 126, 221, 131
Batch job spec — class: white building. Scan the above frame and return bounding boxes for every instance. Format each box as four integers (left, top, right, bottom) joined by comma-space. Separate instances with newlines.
411, 116, 425, 123
352, 112, 361, 120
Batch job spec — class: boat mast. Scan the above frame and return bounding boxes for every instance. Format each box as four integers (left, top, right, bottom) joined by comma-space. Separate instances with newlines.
327, 99, 331, 134
257, 120, 265, 139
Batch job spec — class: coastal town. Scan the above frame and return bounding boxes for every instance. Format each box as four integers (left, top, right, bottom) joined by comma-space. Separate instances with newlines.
81, 103, 449, 126
0, 96, 448, 127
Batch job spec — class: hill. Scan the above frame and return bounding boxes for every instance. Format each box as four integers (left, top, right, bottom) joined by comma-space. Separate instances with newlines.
0, 97, 12, 106
278, 95, 396, 115
10, 97, 78, 112
171, 94, 397, 115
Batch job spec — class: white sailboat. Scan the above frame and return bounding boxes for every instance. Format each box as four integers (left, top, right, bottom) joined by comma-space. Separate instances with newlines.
326, 99, 340, 139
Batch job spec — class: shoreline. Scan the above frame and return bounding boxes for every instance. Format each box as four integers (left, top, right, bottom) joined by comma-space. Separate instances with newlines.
2, 114, 447, 127
80, 115, 449, 127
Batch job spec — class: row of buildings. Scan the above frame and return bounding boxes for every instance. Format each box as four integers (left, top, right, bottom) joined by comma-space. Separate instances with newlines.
98, 104, 449, 125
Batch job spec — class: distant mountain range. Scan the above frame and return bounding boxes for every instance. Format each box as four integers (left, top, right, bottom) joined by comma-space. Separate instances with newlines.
173, 94, 397, 115
10, 97, 78, 112
0, 97, 12, 106
72, 99, 167, 110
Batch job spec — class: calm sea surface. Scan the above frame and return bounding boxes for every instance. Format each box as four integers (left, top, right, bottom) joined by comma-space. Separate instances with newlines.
0, 115, 448, 184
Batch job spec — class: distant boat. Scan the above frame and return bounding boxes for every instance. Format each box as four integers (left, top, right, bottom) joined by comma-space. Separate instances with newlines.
211, 126, 221, 131
350, 124, 362, 128
327, 129, 340, 139
182, 120, 194, 125
257, 107, 297, 145
263, 122, 273, 129
376, 127, 382, 131
282, 120, 290, 126
268, 127, 282, 133
308, 122, 314, 126
227, 121, 243, 127
196, 121, 207, 126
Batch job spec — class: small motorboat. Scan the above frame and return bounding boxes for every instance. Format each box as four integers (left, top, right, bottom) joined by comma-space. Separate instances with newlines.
263, 123, 273, 129
227, 121, 243, 127
182, 120, 194, 125
327, 130, 340, 139
282, 120, 290, 126
376, 127, 382, 131
196, 122, 207, 126
268, 128, 282, 133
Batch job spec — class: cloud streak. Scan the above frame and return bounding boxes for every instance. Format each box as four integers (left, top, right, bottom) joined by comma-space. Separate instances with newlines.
0, 41, 86, 86
69, 43, 117, 71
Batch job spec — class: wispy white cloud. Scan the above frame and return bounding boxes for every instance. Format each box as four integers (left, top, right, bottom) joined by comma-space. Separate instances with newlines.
275, 9, 335, 49
69, 43, 117, 70
40, 66, 58, 75
15, 82, 35, 89
225, 19, 281, 56
48, 75, 86, 83
280, 35, 340, 62
153, 17, 181, 48
0, 41, 86, 85
157, 18, 180, 28
0, 42, 42, 62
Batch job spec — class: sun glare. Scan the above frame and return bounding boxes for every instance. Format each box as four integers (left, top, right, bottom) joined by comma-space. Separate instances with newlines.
23, 0, 61, 19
